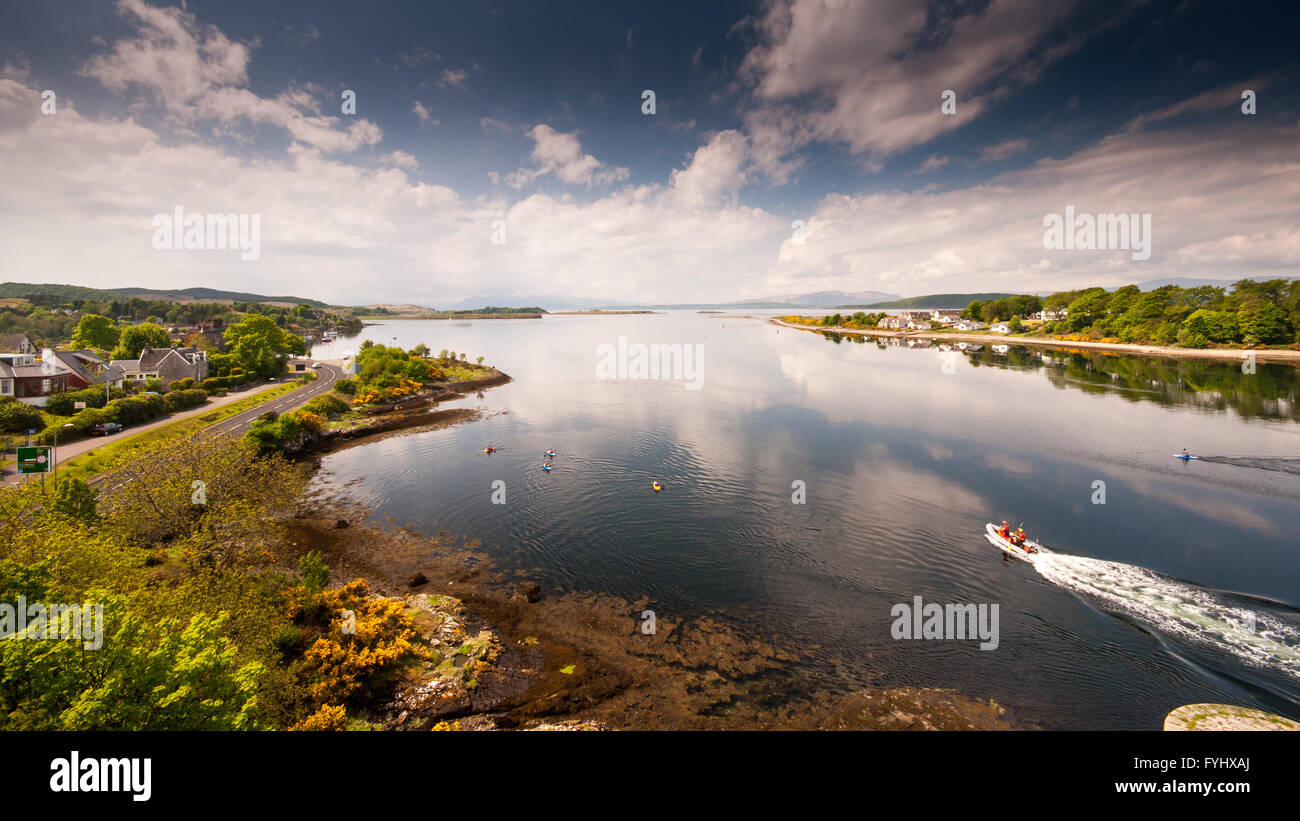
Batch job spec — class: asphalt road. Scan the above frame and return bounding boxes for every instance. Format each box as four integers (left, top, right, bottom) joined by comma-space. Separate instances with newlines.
4, 360, 344, 487
202, 361, 341, 437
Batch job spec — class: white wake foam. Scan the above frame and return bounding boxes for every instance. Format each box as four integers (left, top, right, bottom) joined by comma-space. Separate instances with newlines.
1027, 552, 1300, 679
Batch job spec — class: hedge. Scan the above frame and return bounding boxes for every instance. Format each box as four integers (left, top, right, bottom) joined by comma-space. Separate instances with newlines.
163, 388, 208, 413
46, 387, 110, 417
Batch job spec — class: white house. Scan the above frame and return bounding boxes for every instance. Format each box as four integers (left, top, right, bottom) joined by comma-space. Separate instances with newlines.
954, 320, 984, 331
991, 322, 1012, 334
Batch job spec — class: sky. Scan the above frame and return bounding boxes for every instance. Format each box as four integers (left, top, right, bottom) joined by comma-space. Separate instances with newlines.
0, 0, 1297, 307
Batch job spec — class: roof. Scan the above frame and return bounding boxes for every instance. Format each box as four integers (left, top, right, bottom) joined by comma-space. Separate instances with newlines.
50, 349, 106, 383
137, 346, 202, 369
0, 332, 33, 352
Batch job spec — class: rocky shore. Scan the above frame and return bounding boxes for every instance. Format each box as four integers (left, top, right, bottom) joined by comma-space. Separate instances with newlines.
283, 368, 1020, 731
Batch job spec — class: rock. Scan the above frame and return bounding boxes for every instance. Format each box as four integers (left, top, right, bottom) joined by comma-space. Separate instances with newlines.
513, 581, 543, 603
335, 519, 349, 529
409, 571, 428, 588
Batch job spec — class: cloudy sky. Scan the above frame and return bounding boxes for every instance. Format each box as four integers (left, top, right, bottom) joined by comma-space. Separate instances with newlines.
0, 0, 1297, 306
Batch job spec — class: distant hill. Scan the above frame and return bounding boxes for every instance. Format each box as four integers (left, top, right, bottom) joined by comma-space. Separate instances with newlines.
843, 293, 1019, 309
752, 290, 901, 307
0, 282, 328, 306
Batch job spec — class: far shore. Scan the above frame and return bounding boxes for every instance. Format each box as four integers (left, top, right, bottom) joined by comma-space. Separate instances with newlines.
767, 318, 1300, 364
550, 309, 657, 315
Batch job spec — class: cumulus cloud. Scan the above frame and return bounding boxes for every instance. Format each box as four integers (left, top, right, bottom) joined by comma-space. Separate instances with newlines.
739, 0, 1091, 177
505, 125, 630, 188
668, 130, 749, 208
411, 100, 436, 125
79, 0, 380, 153
769, 121, 1300, 296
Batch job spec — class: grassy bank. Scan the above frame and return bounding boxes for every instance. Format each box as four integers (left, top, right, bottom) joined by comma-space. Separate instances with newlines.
60, 381, 305, 485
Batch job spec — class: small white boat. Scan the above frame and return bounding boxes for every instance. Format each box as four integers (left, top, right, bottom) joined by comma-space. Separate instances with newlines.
984, 522, 1044, 561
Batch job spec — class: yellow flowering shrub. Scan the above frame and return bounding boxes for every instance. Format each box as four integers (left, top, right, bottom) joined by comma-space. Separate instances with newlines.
290, 703, 347, 731
286, 579, 428, 707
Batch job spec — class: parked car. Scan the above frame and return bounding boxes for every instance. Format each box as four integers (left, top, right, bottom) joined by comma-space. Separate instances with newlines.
90, 422, 123, 436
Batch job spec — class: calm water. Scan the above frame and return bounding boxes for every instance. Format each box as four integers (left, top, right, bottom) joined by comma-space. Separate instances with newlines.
312, 312, 1300, 729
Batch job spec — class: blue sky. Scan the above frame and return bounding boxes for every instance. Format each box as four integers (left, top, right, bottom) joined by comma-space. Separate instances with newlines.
1, 0, 1297, 305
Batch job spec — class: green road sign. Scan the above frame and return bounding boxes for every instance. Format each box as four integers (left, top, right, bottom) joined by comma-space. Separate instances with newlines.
17, 446, 51, 474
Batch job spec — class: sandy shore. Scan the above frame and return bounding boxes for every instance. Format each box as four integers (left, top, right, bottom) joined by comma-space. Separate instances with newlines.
768, 318, 1300, 364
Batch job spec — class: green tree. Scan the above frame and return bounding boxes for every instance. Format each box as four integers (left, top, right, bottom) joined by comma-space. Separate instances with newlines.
70, 314, 119, 351
1237, 302, 1293, 345
223, 315, 294, 377
111, 323, 170, 360
51, 478, 98, 521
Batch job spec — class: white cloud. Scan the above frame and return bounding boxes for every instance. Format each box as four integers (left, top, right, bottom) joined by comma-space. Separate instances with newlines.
769, 122, 1300, 296
978, 138, 1030, 162
505, 125, 630, 188
739, 0, 1091, 177
411, 100, 436, 125
668, 130, 748, 208
78, 0, 380, 153
439, 68, 468, 90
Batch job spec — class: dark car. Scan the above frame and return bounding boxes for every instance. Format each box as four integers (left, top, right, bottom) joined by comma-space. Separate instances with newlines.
90, 422, 123, 436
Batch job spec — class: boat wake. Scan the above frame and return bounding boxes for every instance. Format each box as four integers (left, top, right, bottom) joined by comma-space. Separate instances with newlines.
1026, 551, 1300, 681
1195, 456, 1300, 477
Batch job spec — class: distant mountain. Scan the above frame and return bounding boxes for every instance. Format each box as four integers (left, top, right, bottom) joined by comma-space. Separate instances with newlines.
0, 282, 328, 306
846, 292, 1019, 309
753, 289, 901, 306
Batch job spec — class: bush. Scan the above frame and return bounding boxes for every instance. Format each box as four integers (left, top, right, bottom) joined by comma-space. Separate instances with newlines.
45, 387, 109, 416
163, 388, 208, 413
298, 551, 329, 590
333, 378, 357, 396
303, 394, 349, 419
106, 393, 167, 425
0, 400, 46, 434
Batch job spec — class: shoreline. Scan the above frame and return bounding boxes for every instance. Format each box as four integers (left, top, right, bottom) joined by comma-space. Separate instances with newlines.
291, 369, 1021, 730
767, 318, 1300, 364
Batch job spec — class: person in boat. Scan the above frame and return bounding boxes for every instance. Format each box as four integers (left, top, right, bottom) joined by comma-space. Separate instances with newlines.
1012, 527, 1027, 546
997, 521, 1011, 540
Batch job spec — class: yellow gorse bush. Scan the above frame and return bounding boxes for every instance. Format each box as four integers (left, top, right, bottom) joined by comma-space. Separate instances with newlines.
286, 579, 428, 708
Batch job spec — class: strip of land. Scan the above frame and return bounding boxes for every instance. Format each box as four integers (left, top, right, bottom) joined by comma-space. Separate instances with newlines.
768, 318, 1300, 364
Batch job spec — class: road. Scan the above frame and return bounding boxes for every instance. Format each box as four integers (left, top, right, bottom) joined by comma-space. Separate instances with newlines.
200, 361, 341, 437
3, 361, 343, 486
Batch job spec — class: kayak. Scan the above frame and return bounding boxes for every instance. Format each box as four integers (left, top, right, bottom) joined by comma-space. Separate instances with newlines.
483, 447, 496, 454
545, 450, 556, 457
1173, 453, 1197, 460
652, 481, 662, 492
984, 522, 1042, 560
542, 464, 553, 472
